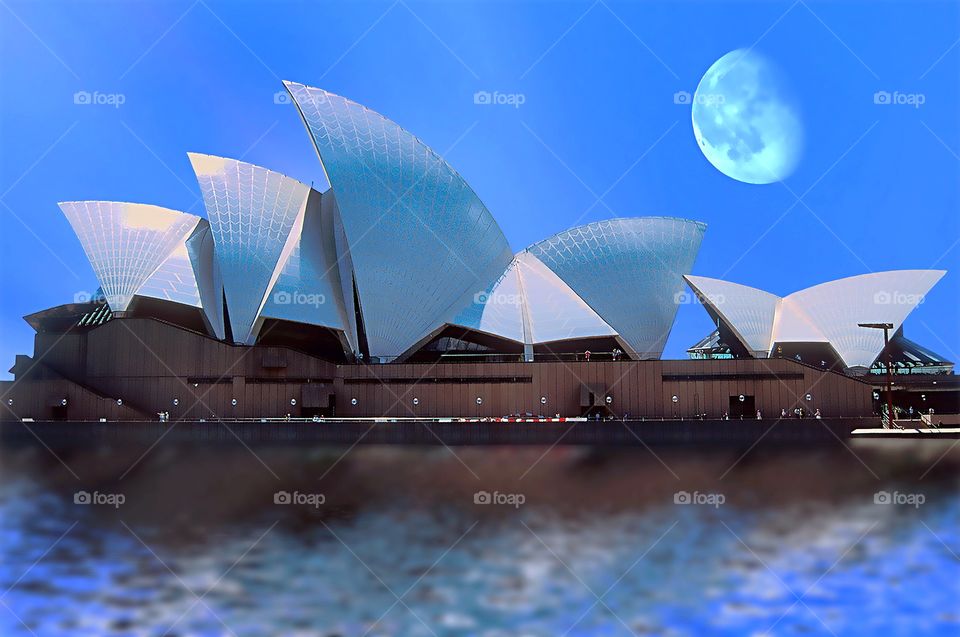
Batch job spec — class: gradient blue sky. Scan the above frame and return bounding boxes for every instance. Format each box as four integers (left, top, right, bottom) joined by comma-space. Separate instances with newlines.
1, 0, 958, 375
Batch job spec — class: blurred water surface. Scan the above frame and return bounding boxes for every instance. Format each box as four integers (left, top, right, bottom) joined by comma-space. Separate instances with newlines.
1, 438, 958, 636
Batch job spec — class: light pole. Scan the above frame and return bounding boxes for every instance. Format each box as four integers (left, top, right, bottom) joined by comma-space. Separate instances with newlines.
859, 322, 894, 427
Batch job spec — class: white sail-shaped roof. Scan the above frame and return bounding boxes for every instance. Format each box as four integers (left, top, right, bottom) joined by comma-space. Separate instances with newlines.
189, 153, 311, 344
782, 270, 946, 369
452, 251, 615, 345
684, 275, 780, 355
454, 257, 526, 343
186, 220, 226, 340
685, 270, 947, 368
259, 189, 357, 352
519, 252, 615, 344
59, 201, 201, 313
527, 217, 706, 358
328, 194, 359, 352
769, 297, 828, 345
138, 241, 201, 307
284, 81, 514, 359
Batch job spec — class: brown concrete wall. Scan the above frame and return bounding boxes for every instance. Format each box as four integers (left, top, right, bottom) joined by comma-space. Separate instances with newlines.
2, 318, 874, 421
1, 379, 146, 422
77, 319, 337, 419
335, 357, 871, 419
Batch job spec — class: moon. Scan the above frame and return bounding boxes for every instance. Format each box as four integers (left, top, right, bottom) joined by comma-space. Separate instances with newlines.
691, 49, 803, 185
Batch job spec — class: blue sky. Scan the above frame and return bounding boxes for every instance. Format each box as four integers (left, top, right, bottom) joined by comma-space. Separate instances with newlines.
1, 0, 957, 374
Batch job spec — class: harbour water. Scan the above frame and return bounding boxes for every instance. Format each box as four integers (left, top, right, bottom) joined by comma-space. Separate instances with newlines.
1, 436, 957, 635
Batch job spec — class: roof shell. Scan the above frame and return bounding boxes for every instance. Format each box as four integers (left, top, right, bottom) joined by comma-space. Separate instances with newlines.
186, 219, 226, 340
452, 251, 615, 345
527, 217, 706, 358
59, 201, 201, 313
138, 241, 202, 307
684, 270, 947, 368
257, 189, 355, 349
684, 275, 780, 355
284, 81, 514, 359
782, 270, 946, 368
189, 153, 313, 344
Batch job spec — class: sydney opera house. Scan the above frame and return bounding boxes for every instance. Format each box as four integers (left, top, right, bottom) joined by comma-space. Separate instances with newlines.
1, 82, 954, 423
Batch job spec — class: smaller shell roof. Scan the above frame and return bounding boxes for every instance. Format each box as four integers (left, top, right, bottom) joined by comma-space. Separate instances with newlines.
684, 270, 947, 368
